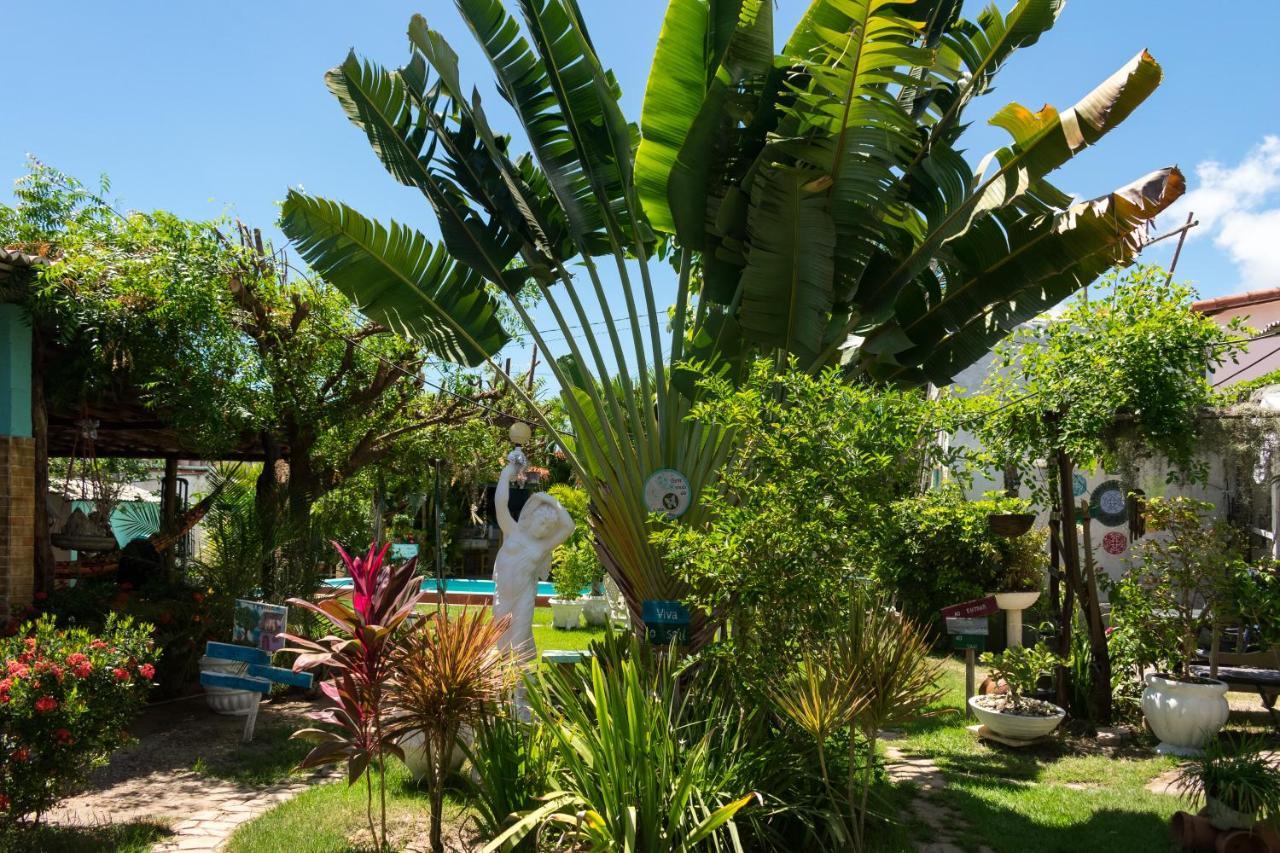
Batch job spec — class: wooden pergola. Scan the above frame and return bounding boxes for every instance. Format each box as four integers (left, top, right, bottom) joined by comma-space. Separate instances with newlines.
2, 252, 287, 594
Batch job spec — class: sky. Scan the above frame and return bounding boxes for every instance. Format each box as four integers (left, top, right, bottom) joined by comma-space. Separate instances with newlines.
3, 0, 1279, 374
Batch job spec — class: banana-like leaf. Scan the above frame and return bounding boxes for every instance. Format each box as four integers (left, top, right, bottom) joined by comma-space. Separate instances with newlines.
864, 166, 1186, 383
635, 0, 747, 234
848, 48, 1164, 364
737, 166, 836, 365
281, 192, 510, 366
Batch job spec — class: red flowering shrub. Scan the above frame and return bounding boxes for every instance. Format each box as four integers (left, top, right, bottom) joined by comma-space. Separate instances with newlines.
0, 614, 154, 827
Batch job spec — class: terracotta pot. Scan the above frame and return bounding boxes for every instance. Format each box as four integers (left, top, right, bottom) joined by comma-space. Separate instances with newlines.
1217, 830, 1269, 853
1142, 674, 1230, 756
1172, 811, 1220, 852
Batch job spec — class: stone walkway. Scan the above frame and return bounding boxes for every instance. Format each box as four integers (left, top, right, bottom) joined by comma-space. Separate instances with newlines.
883, 732, 995, 853
45, 696, 338, 851
150, 768, 339, 852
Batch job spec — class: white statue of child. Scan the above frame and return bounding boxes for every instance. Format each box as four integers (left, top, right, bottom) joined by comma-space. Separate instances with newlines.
492, 448, 575, 671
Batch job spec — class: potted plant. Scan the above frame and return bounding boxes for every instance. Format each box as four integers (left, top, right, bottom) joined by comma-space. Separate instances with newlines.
1174, 738, 1280, 830
549, 540, 593, 629
1125, 497, 1236, 755
971, 642, 1066, 740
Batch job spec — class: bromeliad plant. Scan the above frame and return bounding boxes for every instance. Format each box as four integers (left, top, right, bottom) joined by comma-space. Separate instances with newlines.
282, 542, 425, 850
282, 0, 1183, 646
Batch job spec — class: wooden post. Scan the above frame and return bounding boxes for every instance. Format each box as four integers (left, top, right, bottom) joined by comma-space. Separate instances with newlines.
161, 457, 178, 579
30, 323, 51, 595
965, 648, 976, 720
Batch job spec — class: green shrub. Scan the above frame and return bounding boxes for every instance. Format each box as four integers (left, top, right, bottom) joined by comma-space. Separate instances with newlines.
874, 488, 1039, 636
0, 614, 156, 827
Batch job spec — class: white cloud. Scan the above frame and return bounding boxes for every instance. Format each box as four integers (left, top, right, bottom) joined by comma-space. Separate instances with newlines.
1161, 136, 1280, 287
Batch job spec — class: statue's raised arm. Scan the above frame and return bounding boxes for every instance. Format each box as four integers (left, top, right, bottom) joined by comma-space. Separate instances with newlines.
494, 448, 526, 535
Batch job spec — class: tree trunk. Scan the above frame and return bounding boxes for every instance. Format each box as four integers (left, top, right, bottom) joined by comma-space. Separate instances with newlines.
1054, 446, 1112, 724
256, 432, 281, 598
1078, 511, 1113, 722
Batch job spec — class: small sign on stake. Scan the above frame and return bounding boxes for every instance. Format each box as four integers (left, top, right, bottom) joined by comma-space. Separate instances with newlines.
642, 599, 690, 645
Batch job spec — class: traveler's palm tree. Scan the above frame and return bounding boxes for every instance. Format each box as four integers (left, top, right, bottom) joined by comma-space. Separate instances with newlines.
281, 0, 1182, 643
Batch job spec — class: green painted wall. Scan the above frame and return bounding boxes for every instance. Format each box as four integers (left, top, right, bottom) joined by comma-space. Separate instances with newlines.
0, 304, 32, 438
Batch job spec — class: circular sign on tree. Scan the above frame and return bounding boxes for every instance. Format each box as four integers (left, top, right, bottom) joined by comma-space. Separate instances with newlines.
1102, 531, 1128, 555
1090, 479, 1128, 527
644, 469, 691, 519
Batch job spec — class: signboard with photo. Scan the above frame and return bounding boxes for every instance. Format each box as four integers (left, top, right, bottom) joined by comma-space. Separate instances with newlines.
232, 599, 288, 654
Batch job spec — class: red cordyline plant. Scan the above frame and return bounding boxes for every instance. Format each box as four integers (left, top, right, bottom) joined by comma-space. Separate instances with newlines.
282, 542, 424, 849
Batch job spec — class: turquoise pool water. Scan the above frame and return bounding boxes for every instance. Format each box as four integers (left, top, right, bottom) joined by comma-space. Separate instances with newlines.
322, 577, 559, 597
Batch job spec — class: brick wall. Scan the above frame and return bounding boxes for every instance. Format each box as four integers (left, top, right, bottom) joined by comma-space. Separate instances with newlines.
0, 436, 36, 620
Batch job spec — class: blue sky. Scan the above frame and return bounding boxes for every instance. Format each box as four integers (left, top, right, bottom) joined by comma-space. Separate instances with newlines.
3, 0, 1278, 371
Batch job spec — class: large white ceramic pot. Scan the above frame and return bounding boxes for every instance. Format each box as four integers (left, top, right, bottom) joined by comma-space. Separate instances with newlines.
199, 656, 259, 715
398, 725, 471, 782
1141, 673, 1229, 756
968, 695, 1065, 741
550, 598, 584, 629
580, 595, 610, 627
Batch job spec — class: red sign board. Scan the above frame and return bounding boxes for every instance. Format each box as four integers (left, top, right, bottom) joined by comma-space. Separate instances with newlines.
940, 595, 998, 619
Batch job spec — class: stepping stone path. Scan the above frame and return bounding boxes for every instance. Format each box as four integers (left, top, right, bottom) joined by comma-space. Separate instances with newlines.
882, 732, 995, 853
150, 768, 340, 852
44, 697, 338, 852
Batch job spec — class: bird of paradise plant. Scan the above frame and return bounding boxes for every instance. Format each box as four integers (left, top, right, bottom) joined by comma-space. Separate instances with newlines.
281, 542, 425, 849
281, 0, 1183, 647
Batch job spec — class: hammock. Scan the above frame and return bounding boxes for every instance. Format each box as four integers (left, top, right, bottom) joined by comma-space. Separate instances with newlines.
53, 479, 228, 581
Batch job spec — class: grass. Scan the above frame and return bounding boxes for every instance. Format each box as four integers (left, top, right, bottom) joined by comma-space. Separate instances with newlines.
412, 602, 610, 652
225, 760, 469, 853
192, 717, 314, 787
1, 820, 169, 853
890, 655, 1183, 853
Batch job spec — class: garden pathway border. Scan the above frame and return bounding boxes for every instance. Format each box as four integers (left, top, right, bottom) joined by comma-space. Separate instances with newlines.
883, 734, 995, 853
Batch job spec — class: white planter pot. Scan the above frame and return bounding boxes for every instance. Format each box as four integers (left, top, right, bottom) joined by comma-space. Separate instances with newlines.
549, 598, 584, 629
1206, 795, 1256, 830
581, 595, 610, 627
968, 695, 1065, 741
199, 656, 260, 716
1141, 673, 1229, 756
398, 726, 471, 782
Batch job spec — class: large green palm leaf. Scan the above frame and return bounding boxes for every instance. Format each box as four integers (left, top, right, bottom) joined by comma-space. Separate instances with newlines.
280, 192, 510, 367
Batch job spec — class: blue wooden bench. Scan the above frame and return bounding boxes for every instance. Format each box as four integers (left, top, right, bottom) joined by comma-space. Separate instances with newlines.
199, 642, 313, 741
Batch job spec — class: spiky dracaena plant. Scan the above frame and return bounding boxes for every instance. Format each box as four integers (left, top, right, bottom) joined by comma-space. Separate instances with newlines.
769, 587, 942, 850
388, 609, 517, 853
281, 0, 1183, 647
282, 542, 424, 849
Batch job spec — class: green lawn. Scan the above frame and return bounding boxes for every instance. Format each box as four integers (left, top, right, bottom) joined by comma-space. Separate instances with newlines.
2, 821, 169, 853
414, 602, 611, 652
891, 656, 1182, 853
226, 760, 469, 853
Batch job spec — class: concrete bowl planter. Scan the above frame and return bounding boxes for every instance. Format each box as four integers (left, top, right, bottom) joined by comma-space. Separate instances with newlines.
1141, 673, 1229, 756
968, 694, 1065, 741
580, 595, 610, 627
398, 726, 472, 782
550, 598, 584, 629
199, 655, 260, 715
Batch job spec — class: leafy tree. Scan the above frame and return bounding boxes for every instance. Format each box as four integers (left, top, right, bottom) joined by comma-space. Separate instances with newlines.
280, 0, 1181, 641
2, 162, 517, 598
654, 361, 956, 687
972, 264, 1245, 721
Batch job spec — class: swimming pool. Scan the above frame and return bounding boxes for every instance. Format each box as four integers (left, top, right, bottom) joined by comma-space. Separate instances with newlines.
321, 577, 560, 597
